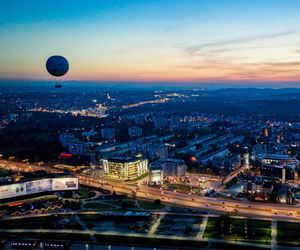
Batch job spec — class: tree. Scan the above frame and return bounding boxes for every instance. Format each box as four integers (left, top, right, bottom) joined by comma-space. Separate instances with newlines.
154, 199, 161, 206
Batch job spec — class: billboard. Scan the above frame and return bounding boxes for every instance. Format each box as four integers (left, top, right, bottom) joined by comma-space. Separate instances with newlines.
26, 179, 52, 194
0, 177, 78, 200
52, 177, 78, 191
0, 183, 27, 199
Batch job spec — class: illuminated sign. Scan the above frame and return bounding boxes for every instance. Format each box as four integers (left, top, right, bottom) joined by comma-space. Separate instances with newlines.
0, 183, 27, 199
26, 179, 52, 194
0, 177, 78, 200
60, 153, 73, 157
52, 177, 78, 191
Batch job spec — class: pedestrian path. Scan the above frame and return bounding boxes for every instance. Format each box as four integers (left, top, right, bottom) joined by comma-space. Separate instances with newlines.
271, 220, 277, 250
196, 215, 209, 240
148, 214, 164, 235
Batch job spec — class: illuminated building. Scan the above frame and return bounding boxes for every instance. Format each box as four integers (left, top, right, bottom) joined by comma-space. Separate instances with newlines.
260, 154, 299, 181
103, 156, 148, 180
243, 152, 250, 168
149, 166, 163, 184
277, 186, 290, 204
264, 128, 269, 137
262, 154, 299, 166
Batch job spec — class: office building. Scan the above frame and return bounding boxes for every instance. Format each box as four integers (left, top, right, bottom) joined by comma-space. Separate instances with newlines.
103, 156, 148, 180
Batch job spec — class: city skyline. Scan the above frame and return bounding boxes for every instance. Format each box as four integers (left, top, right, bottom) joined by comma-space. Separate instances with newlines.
3, 2, 300, 248
2, 0, 300, 85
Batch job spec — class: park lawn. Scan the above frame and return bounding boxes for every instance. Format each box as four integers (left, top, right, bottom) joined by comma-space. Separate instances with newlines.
203, 217, 220, 239
230, 218, 271, 244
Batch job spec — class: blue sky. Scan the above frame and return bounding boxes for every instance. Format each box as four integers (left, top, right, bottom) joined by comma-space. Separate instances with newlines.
1, 0, 300, 84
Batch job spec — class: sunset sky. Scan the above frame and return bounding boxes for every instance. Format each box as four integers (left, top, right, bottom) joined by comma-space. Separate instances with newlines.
1, 0, 300, 84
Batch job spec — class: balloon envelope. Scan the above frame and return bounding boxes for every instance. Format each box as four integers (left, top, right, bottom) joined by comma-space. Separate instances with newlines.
46, 55, 69, 77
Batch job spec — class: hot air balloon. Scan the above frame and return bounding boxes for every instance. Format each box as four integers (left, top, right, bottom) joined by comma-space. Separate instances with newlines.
46, 55, 69, 88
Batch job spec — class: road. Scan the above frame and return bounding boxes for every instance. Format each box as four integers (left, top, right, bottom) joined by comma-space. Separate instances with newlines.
2, 159, 300, 222
78, 173, 300, 221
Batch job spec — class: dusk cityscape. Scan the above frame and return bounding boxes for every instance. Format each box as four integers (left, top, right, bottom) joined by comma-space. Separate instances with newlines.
2, 1, 300, 250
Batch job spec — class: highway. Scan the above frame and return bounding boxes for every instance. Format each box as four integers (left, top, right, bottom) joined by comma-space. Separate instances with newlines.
78, 174, 300, 221
2, 159, 300, 222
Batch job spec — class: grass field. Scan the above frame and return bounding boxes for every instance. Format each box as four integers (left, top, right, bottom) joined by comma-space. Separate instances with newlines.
277, 221, 300, 247
204, 216, 271, 245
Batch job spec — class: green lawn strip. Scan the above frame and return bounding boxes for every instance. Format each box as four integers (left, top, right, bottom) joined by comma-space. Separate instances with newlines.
203, 217, 271, 244
203, 217, 219, 238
